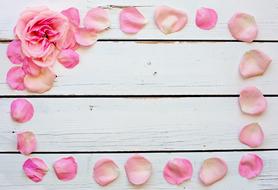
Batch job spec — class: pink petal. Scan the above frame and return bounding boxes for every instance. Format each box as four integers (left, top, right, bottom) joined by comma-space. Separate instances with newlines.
125, 154, 152, 185
199, 157, 228, 186
17, 131, 37, 155
119, 7, 147, 34
53, 156, 78, 181
239, 50, 272, 79
7, 40, 27, 64
11, 98, 34, 123
22, 59, 41, 77
61, 7, 80, 27
58, 49, 80, 69
163, 158, 193, 185
195, 7, 218, 30
239, 123, 264, 148
93, 158, 120, 186
238, 153, 263, 179
84, 7, 110, 33
24, 68, 56, 94
239, 86, 267, 115
155, 6, 188, 34
6, 66, 26, 91
74, 27, 98, 47
23, 158, 48, 183
228, 13, 258, 42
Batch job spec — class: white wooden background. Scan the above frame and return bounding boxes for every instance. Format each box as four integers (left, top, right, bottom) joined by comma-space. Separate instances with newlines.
0, 0, 278, 189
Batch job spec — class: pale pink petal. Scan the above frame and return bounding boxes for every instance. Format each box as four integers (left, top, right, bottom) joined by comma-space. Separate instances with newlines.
93, 158, 120, 186
199, 157, 228, 186
239, 153, 263, 179
239, 86, 267, 115
23, 158, 48, 183
119, 7, 147, 34
24, 68, 56, 94
6, 66, 26, 90
7, 40, 27, 64
53, 156, 78, 181
195, 7, 218, 30
17, 131, 37, 155
163, 158, 193, 185
239, 123, 264, 148
228, 13, 258, 42
22, 59, 41, 77
125, 154, 152, 185
239, 50, 272, 79
84, 7, 110, 33
155, 6, 188, 34
11, 98, 34, 123
74, 27, 98, 47
61, 7, 80, 26
58, 49, 80, 69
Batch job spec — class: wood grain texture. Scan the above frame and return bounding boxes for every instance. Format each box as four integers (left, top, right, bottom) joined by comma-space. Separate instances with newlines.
1, 0, 278, 41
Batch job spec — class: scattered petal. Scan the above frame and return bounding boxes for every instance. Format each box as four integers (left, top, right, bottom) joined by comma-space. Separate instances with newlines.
17, 131, 37, 155
125, 154, 152, 185
163, 158, 193, 185
228, 13, 258, 42
195, 7, 218, 30
58, 49, 80, 69
53, 156, 78, 181
23, 158, 48, 183
22, 59, 41, 77
239, 50, 272, 79
61, 7, 80, 27
119, 7, 147, 34
74, 27, 98, 47
239, 153, 263, 179
93, 158, 120, 186
155, 6, 188, 34
199, 157, 228, 186
6, 66, 26, 90
84, 7, 110, 33
7, 40, 27, 64
239, 123, 264, 148
239, 86, 267, 115
11, 98, 34, 123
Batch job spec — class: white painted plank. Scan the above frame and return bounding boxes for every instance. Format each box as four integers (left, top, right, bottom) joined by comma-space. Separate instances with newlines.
0, 151, 277, 190
1, 97, 278, 152
1, 42, 278, 95
1, 0, 278, 40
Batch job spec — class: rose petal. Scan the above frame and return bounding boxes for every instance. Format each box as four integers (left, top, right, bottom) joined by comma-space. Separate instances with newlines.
84, 7, 110, 33
119, 7, 147, 34
195, 7, 218, 30
11, 98, 34, 123
199, 157, 228, 186
58, 49, 80, 69
22, 59, 41, 77
239, 50, 272, 79
7, 40, 27, 64
239, 86, 267, 115
24, 68, 56, 94
125, 154, 152, 185
23, 158, 48, 183
163, 158, 193, 185
93, 158, 120, 186
239, 123, 264, 148
228, 13, 258, 42
17, 131, 37, 155
53, 156, 78, 181
6, 66, 26, 91
239, 153, 263, 179
155, 6, 188, 34
74, 27, 98, 47
61, 7, 80, 27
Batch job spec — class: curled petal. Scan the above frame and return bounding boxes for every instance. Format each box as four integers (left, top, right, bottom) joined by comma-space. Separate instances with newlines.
119, 7, 147, 34
17, 131, 37, 155
93, 158, 120, 186
6, 66, 26, 90
199, 157, 228, 186
7, 40, 27, 64
84, 7, 110, 32
61, 7, 80, 27
58, 49, 80, 69
239, 50, 272, 79
228, 13, 258, 42
239, 153, 263, 179
195, 7, 218, 30
24, 68, 56, 94
163, 158, 193, 185
53, 156, 78, 181
74, 28, 98, 47
239, 86, 267, 115
155, 6, 188, 34
23, 158, 48, 183
11, 98, 34, 123
239, 123, 264, 148
125, 154, 152, 185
